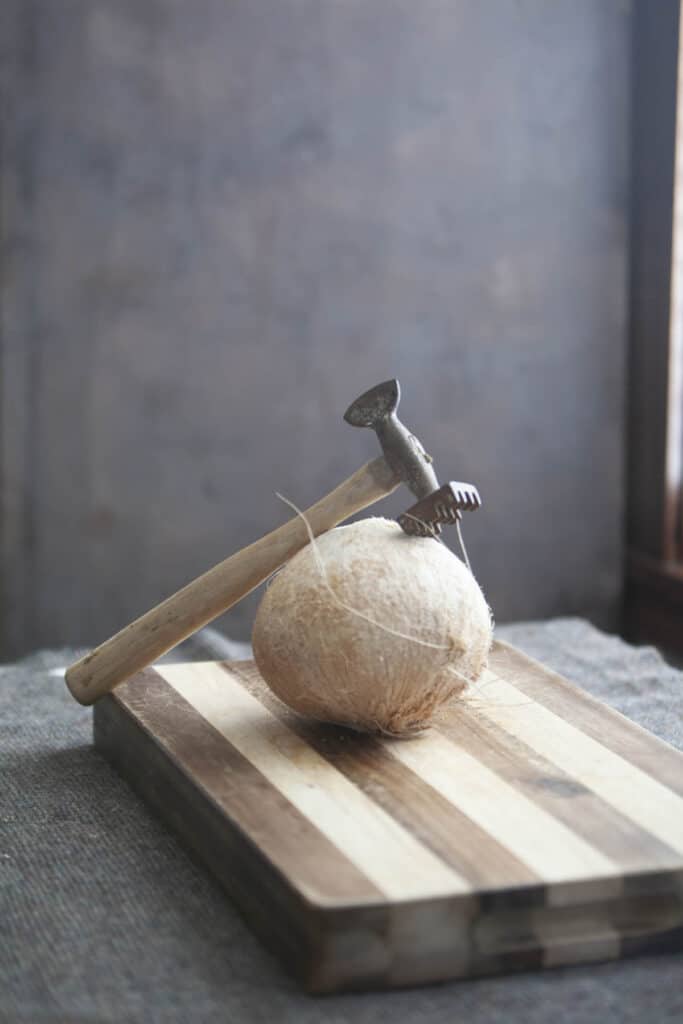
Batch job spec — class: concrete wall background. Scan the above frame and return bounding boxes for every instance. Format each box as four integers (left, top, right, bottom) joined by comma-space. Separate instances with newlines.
1, 0, 630, 656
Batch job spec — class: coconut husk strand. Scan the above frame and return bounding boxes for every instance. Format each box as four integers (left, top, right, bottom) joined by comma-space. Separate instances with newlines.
252, 517, 492, 736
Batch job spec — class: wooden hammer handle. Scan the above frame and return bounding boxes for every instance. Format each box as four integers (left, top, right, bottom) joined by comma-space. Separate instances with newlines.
65, 457, 399, 705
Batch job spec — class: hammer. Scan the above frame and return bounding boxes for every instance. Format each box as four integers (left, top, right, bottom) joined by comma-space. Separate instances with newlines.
65, 379, 480, 705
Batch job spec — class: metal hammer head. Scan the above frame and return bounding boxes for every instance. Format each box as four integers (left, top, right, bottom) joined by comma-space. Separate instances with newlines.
344, 379, 439, 501
344, 379, 482, 537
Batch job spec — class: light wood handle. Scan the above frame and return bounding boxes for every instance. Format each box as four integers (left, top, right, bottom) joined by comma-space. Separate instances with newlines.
65, 457, 399, 705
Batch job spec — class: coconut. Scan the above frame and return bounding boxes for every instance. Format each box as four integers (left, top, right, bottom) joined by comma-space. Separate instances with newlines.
252, 517, 491, 735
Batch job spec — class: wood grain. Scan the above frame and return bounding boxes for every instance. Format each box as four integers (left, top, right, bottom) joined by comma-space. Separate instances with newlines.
93, 642, 683, 991
160, 660, 467, 901
229, 661, 538, 890
474, 670, 683, 855
491, 642, 683, 797
438, 695, 682, 873
105, 669, 383, 906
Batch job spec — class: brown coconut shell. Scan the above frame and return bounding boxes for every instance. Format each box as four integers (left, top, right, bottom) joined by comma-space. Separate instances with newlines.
252, 517, 492, 735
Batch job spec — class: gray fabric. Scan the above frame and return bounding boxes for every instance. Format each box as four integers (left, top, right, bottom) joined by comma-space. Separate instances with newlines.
1, 618, 682, 1024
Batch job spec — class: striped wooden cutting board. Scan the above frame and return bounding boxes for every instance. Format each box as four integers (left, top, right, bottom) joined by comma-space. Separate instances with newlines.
93, 640, 683, 992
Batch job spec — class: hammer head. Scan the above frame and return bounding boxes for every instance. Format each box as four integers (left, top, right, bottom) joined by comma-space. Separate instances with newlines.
344, 379, 482, 538
344, 379, 439, 501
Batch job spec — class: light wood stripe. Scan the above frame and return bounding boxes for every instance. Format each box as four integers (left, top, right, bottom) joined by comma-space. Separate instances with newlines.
227, 661, 540, 891
476, 668, 683, 855
157, 662, 471, 901
383, 729, 617, 885
114, 670, 385, 906
438, 700, 683, 872
491, 641, 683, 798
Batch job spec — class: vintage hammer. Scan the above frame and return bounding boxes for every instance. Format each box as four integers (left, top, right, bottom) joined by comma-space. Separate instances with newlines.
65, 379, 479, 705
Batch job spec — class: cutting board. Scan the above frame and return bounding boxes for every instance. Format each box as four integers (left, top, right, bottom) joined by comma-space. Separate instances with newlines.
93, 641, 683, 993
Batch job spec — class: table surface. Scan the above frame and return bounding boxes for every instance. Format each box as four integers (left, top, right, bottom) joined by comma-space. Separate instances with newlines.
2, 618, 683, 1024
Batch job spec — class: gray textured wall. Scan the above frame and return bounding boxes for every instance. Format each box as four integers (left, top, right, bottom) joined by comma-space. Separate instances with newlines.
1, 0, 630, 657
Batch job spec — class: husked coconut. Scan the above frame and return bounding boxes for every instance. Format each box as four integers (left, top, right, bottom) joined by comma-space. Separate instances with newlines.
252, 517, 492, 735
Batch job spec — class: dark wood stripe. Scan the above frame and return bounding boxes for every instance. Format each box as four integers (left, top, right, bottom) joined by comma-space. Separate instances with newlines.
114, 668, 385, 905
439, 701, 683, 873
491, 641, 683, 799
226, 661, 540, 892
612, 887, 683, 959
619, 924, 683, 959
622, 867, 683, 898
469, 945, 545, 976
